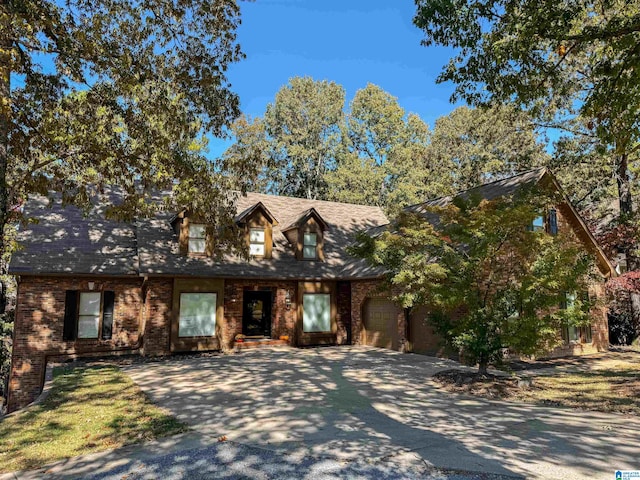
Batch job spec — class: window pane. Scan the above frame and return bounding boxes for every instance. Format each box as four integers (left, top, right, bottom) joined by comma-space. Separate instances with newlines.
189, 238, 206, 253
303, 245, 316, 259
303, 293, 330, 332
303, 233, 317, 246
79, 292, 101, 315
567, 325, 580, 342
78, 315, 99, 338
250, 228, 265, 243
189, 224, 205, 238
250, 243, 265, 256
532, 216, 545, 232
179, 293, 217, 337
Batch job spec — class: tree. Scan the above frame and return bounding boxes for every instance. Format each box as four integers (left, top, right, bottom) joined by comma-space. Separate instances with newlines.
263, 77, 346, 199
428, 106, 549, 191
1, 0, 251, 302
413, 0, 640, 218
1, 0, 253, 404
328, 84, 437, 211
353, 190, 595, 373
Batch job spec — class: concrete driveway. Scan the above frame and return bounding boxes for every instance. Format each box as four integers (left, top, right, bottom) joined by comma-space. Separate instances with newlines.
125, 346, 640, 479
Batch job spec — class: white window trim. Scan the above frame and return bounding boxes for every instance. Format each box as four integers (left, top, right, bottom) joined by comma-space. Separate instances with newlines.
249, 227, 266, 256
77, 291, 102, 339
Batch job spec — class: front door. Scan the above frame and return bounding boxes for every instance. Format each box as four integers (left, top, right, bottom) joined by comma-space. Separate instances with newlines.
242, 291, 272, 337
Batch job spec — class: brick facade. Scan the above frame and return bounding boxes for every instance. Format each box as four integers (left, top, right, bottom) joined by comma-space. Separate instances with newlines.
8, 276, 143, 412
223, 280, 298, 350
6, 271, 610, 412
141, 278, 173, 356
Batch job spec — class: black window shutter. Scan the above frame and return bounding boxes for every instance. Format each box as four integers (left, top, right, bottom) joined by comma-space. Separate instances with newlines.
102, 291, 115, 340
548, 209, 558, 235
63, 290, 78, 341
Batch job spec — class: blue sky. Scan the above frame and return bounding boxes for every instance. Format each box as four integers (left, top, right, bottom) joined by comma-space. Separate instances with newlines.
209, 0, 463, 158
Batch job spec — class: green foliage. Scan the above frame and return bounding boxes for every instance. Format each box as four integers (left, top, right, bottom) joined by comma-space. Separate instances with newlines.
428, 106, 549, 191
2, 0, 251, 248
413, 0, 640, 141
354, 189, 596, 372
1, 0, 252, 406
264, 77, 346, 199
329, 84, 437, 210
0, 308, 12, 405
413, 0, 640, 220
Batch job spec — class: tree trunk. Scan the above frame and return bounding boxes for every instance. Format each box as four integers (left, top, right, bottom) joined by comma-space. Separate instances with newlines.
616, 153, 633, 217
478, 356, 489, 375
0, 16, 11, 316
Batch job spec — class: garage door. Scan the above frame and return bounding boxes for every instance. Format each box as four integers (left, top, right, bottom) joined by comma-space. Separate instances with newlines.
362, 298, 400, 350
409, 306, 441, 355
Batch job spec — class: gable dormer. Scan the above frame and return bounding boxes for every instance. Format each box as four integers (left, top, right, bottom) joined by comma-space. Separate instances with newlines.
235, 202, 278, 259
282, 208, 329, 261
171, 211, 214, 256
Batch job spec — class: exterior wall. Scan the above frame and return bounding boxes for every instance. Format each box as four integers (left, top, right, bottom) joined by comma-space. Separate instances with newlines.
544, 282, 609, 358
336, 281, 351, 345
297, 281, 337, 346
141, 278, 173, 356
8, 276, 143, 412
224, 280, 298, 350
171, 278, 224, 353
351, 280, 407, 352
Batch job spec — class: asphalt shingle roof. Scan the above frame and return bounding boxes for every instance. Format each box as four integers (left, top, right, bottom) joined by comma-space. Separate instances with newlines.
137, 192, 388, 279
10, 192, 139, 276
10, 190, 388, 280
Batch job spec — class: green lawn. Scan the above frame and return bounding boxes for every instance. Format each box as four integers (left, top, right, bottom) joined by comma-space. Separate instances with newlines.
0, 364, 188, 474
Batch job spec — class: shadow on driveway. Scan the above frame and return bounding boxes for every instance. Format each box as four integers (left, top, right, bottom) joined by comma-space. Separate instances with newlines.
123, 346, 639, 479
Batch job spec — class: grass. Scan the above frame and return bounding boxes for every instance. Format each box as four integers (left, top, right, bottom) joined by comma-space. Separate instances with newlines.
433, 350, 640, 415
0, 364, 188, 474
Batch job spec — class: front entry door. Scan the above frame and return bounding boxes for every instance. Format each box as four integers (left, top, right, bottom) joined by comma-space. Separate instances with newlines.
242, 291, 272, 337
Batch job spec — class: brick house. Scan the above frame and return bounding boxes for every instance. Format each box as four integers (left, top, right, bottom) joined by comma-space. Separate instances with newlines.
6, 168, 614, 412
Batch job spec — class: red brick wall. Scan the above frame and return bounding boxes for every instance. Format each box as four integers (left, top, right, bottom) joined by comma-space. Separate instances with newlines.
142, 278, 173, 356
223, 280, 298, 350
545, 281, 609, 358
8, 276, 143, 412
336, 281, 351, 345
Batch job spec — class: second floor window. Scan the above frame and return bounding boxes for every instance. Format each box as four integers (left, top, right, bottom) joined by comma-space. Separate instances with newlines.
303, 232, 317, 259
250, 228, 265, 256
188, 224, 206, 254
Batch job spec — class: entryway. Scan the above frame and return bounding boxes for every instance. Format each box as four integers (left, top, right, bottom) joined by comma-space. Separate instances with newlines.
242, 290, 272, 337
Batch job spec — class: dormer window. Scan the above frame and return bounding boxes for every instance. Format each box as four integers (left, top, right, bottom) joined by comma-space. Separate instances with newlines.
188, 223, 206, 254
281, 207, 329, 262
250, 228, 266, 256
303, 233, 317, 259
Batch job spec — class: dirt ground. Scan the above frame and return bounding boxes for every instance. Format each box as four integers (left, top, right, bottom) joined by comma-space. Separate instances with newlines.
433, 348, 640, 415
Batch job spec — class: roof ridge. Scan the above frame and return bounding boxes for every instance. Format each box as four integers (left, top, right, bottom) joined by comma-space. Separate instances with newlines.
242, 190, 384, 209
405, 167, 548, 210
